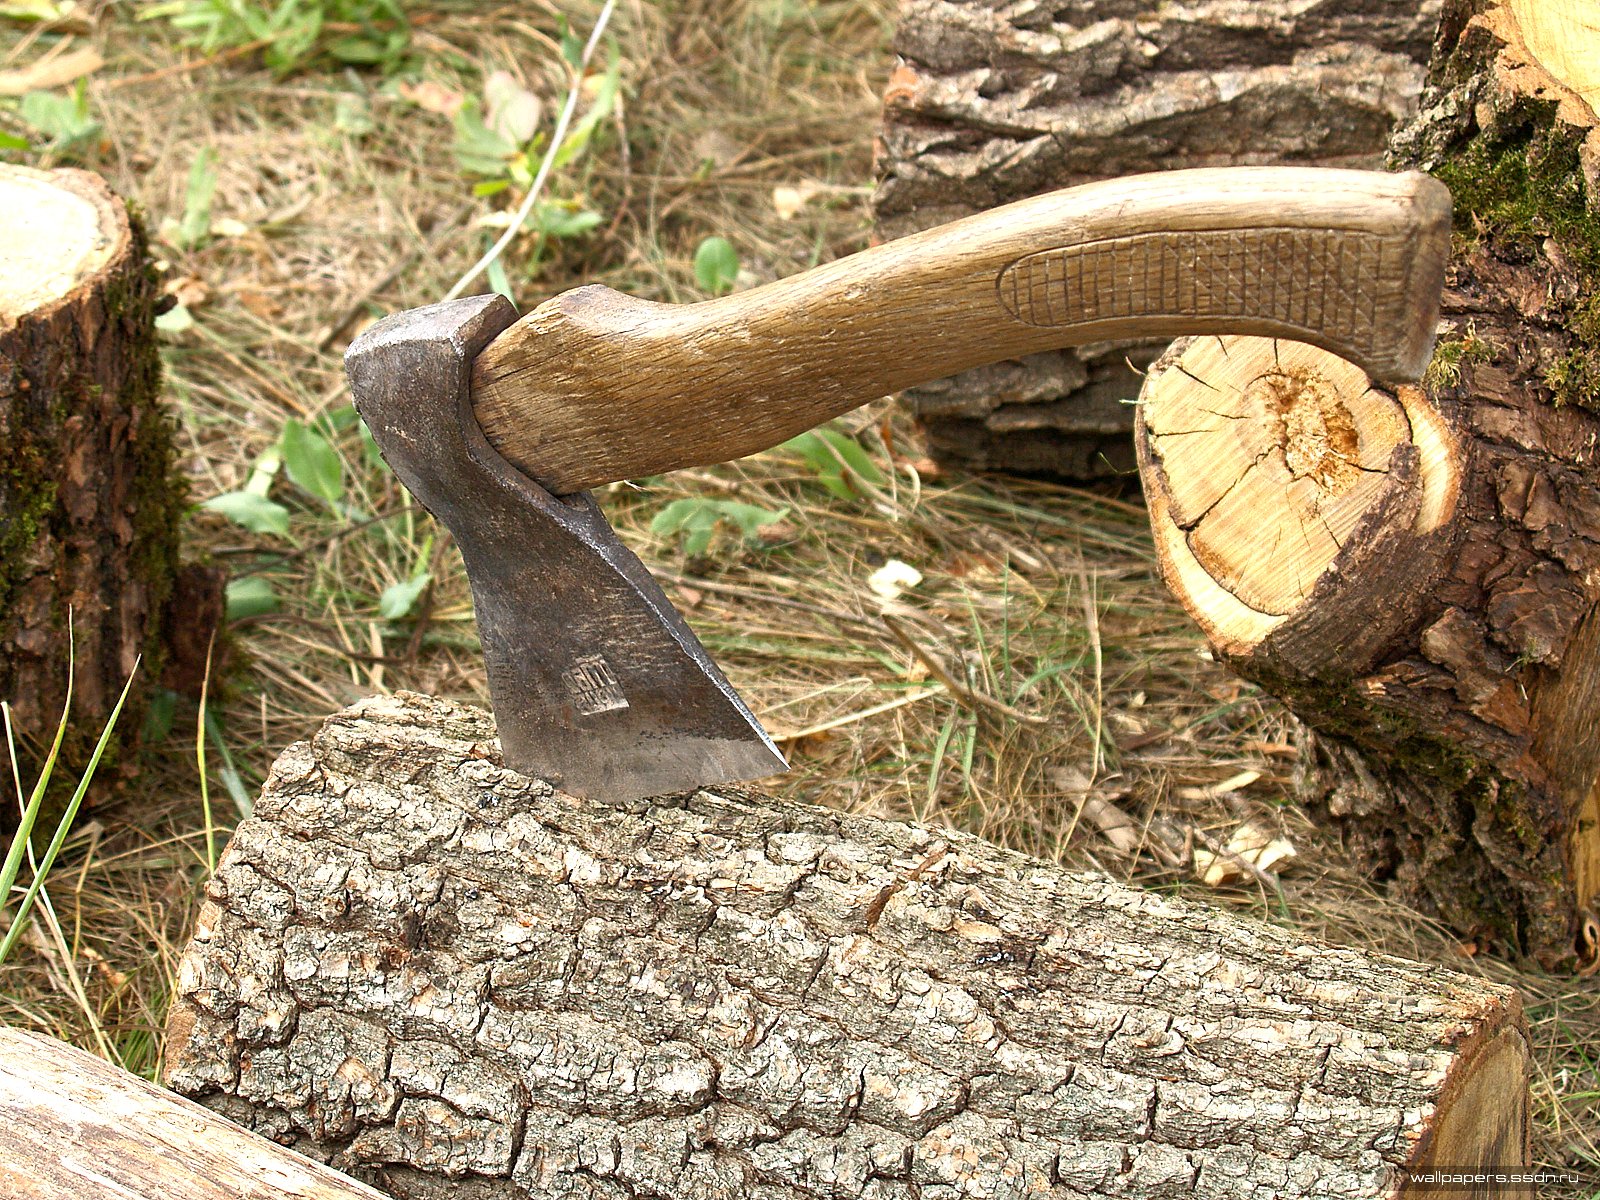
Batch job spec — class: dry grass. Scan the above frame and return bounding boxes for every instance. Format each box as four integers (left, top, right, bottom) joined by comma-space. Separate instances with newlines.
0, 0, 1596, 1192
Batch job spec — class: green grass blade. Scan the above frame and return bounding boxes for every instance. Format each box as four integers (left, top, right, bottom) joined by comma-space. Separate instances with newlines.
0, 661, 138, 966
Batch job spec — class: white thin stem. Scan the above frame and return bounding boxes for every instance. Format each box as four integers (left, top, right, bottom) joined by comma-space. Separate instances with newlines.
442, 0, 619, 302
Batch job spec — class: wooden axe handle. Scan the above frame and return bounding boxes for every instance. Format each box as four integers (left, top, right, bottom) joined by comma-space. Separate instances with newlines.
471, 167, 1449, 495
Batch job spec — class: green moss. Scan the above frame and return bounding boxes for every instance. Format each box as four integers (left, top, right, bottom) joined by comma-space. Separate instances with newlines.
1422, 328, 1496, 392
1430, 95, 1600, 410
0, 467, 55, 618
120, 212, 187, 720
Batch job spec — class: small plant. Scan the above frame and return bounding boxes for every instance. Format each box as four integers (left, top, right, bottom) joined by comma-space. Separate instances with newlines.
651, 497, 790, 557
139, 0, 411, 77
782, 427, 885, 499
8, 80, 99, 157
0, 650, 137, 967
1422, 327, 1495, 391
279, 417, 345, 514
413, 38, 621, 290
175, 145, 219, 251
693, 236, 740, 295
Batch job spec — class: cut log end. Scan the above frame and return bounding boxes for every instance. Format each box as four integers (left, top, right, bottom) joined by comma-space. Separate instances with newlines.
873, 0, 1441, 480
1137, 335, 1460, 671
0, 166, 126, 325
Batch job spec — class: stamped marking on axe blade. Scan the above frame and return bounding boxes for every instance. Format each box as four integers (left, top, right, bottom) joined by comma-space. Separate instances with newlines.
346, 294, 786, 802
563, 654, 629, 716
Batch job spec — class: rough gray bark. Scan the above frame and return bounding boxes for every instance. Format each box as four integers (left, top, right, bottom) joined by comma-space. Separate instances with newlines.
0, 1029, 386, 1199
874, 0, 1442, 480
166, 693, 1530, 1200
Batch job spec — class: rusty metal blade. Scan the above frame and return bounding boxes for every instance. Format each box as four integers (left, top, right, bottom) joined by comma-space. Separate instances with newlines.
346, 294, 786, 801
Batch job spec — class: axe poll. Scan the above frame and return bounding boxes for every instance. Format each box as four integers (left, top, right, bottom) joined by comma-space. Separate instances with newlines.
348, 166, 1450, 802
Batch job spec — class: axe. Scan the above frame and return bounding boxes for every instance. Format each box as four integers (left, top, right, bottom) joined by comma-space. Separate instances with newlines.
347, 166, 1450, 802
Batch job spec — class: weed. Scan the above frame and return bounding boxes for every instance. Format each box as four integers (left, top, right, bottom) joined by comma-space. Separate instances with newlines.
693, 235, 740, 295
10, 80, 99, 156
650, 497, 790, 557
139, 0, 412, 77
782, 427, 886, 499
1422, 326, 1495, 391
1, 651, 139, 967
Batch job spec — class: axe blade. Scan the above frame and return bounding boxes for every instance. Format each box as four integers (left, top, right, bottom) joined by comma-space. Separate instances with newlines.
346, 294, 786, 802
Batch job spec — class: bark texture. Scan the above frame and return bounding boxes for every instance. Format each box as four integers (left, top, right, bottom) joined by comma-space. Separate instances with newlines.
165, 692, 1530, 1200
0, 1028, 388, 1199
1134, 0, 1600, 970
874, 0, 1441, 479
0, 165, 186, 784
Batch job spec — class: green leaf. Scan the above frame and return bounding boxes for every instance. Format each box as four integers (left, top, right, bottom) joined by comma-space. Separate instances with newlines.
225, 576, 280, 621
782, 429, 885, 499
694, 235, 740, 296
452, 96, 518, 177
486, 255, 513, 301
0, 0, 77, 22
201, 490, 291, 535
244, 444, 283, 496
333, 92, 375, 136
18, 82, 99, 148
558, 16, 583, 67
0, 131, 29, 152
533, 201, 602, 239
379, 572, 432, 619
142, 688, 178, 743
549, 44, 622, 172
650, 497, 788, 556
320, 403, 361, 433
484, 69, 541, 146
280, 418, 344, 509
178, 144, 218, 250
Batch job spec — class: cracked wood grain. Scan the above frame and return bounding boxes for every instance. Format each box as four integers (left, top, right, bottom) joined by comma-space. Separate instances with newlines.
165, 693, 1529, 1199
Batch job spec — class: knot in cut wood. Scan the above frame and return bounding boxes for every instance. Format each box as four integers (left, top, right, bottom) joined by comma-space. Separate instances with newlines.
1248, 364, 1364, 492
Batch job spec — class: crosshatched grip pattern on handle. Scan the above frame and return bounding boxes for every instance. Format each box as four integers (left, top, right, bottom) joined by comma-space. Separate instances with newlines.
471, 167, 1451, 496
996, 227, 1391, 348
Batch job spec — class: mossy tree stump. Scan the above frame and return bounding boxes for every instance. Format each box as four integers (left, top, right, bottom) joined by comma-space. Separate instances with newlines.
1135, 0, 1600, 970
164, 693, 1532, 1200
0, 165, 184, 789
873, 0, 1442, 480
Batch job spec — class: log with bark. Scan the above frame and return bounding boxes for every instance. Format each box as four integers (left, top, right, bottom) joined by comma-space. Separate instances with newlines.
1134, 0, 1600, 970
164, 692, 1532, 1200
0, 1028, 387, 1199
874, 0, 1442, 480
0, 164, 192, 788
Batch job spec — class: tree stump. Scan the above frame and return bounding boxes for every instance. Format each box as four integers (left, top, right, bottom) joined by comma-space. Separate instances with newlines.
0, 1029, 387, 1200
874, 0, 1442, 480
1134, 0, 1600, 971
0, 165, 185, 783
164, 692, 1532, 1200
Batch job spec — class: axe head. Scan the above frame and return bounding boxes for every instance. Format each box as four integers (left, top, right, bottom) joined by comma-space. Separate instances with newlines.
346, 294, 786, 802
